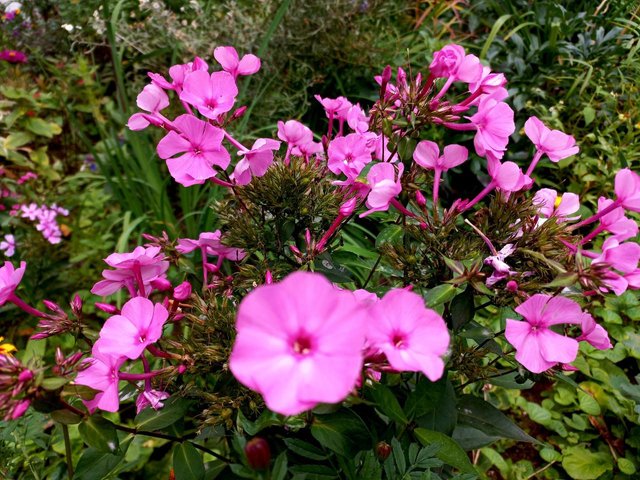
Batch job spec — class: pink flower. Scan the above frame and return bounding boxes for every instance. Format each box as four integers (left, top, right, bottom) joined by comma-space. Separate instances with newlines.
327, 133, 373, 180
533, 188, 580, 221
314, 95, 350, 119
229, 271, 368, 415
214, 46, 261, 78
367, 289, 449, 381
505, 295, 585, 373
232, 138, 281, 185
75, 347, 127, 413
136, 389, 170, 414
176, 230, 246, 261
148, 57, 209, 92
597, 197, 638, 241
429, 44, 482, 83
179, 70, 238, 120
413, 141, 468, 172
484, 244, 517, 286
577, 315, 611, 350
487, 159, 530, 192
469, 66, 507, 97
524, 116, 579, 162
156, 114, 231, 186
94, 297, 169, 360
91, 246, 169, 297
614, 168, 640, 212
276, 120, 313, 147
0, 234, 15, 257
591, 238, 640, 295
0, 261, 25, 306
128, 84, 171, 131
347, 104, 369, 134
0, 49, 27, 64
173, 281, 192, 301
361, 163, 403, 217
468, 97, 515, 161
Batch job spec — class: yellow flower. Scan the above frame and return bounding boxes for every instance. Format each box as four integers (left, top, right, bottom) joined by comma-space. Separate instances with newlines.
0, 337, 17, 356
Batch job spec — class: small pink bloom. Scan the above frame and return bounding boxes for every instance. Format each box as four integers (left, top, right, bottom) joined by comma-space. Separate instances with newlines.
614, 168, 640, 212
156, 114, 231, 186
468, 97, 515, 161
367, 289, 449, 381
173, 281, 192, 300
469, 66, 507, 97
591, 238, 640, 295
361, 163, 403, 217
485, 244, 517, 286
276, 120, 313, 147
0, 49, 27, 64
524, 116, 579, 162
413, 141, 468, 172
314, 95, 350, 119
95, 297, 169, 359
487, 159, 530, 192
0, 261, 25, 306
597, 197, 638, 241
148, 57, 209, 92
327, 133, 373, 179
533, 188, 580, 221
213, 46, 261, 78
577, 315, 611, 350
229, 271, 368, 415
136, 84, 170, 113
429, 44, 482, 83
232, 138, 281, 185
136, 389, 170, 414
176, 230, 246, 261
75, 347, 127, 413
505, 295, 584, 373
346, 104, 369, 134
179, 70, 238, 120
0, 234, 16, 257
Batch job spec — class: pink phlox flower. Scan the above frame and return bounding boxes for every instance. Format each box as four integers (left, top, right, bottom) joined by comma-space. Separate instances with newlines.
367, 288, 449, 381
128, 84, 171, 131
176, 231, 246, 261
156, 114, 231, 187
591, 237, 640, 295
484, 244, 517, 286
353, 289, 379, 307
429, 44, 482, 83
614, 168, 640, 212
0, 49, 27, 64
487, 158, 530, 192
0, 234, 15, 257
533, 188, 580, 222
367, 134, 398, 162
148, 57, 209, 92
347, 104, 370, 134
19, 203, 39, 221
276, 120, 314, 147
468, 97, 515, 161
577, 314, 612, 350
0, 261, 25, 306
327, 133, 373, 179
505, 294, 584, 373
360, 162, 403, 218
314, 95, 350, 119
91, 246, 169, 297
179, 70, 238, 120
469, 66, 507, 96
136, 389, 170, 414
95, 297, 168, 360
213, 46, 261, 78
74, 347, 126, 413
413, 141, 468, 172
597, 197, 638, 241
229, 271, 368, 415
291, 140, 323, 158
232, 138, 281, 186
524, 116, 579, 162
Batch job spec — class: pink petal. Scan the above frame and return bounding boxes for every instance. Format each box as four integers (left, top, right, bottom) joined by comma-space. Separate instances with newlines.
237, 54, 261, 76
213, 46, 239, 72
413, 140, 439, 170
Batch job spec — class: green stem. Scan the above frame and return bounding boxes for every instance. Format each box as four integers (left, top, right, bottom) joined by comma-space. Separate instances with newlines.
62, 423, 74, 479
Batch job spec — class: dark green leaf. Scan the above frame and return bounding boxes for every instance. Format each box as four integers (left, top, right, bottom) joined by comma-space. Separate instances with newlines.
369, 382, 408, 425
50, 409, 83, 425
391, 437, 406, 474
173, 443, 205, 480
135, 396, 190, 431
405, 377, 457, 435
78, 416, 119, 454
314, 253, 353, 283
311, 409, 370, 457
424, 284, 460, 308
375, 225, 403, 247
284, 438, 328, 460
73, 438, 131, 480
414, 428, 476, 474
288, 464, 338, 479
271, 451, 288, 480
450, 289, 475, 330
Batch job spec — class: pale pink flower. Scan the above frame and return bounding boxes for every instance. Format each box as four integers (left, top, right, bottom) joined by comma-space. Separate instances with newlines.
176, 231, 246, 261
213, 46, 261, 78
128, 84, 171, 131
505, 295, 585, 373
94, 297, 169, 360
75, 348, 127, 413
533, 188, 580, 222
276, 120, 314, 147
179, 70, 238, 120
314, 95, 349, 118
91, 246, 169, 297
136, 389, 170, 414
413, 141, 468, 172
327, 133, 373, 180
597, 197, 638, 241
0, 261, 25, 306
487, 159, 530, 192
469, 66, 507, 97
346, 104, 369, 134
614, 168, 640, 212
468, 97, 515, 161
524, 116, 579, 162
361, 163, 403, 217
484, 244, 517, 287
148, 57, 209, 92
229, 271, 368, 416
591, 238, 640, 295
367, 289, 449, 381
156, 114, 231, 186
232, 138, 281, 185
0, 234, 15, 257
577, 314, 612, 350
429, 45, 482, 83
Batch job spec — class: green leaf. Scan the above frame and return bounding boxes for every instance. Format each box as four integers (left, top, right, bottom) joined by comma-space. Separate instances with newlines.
375, 224, 403, 247
50, 409, 83, 425
314, 253, 353, 283
4, 131, 33, 150
414, 428, 476, 474
368, 382, 408, 425
453, 395, 539, 450
283, 438, 328, 460
173, 443, 205, 480
135, 396, 189, 431
577, 390, 601, 415
288, 464, 338, 479
424, 284, 460, 308
583, 106, 596, 126
238, 409, 283, 436
405, 377, 457, 435
41, 377, 70, 391
618, 458, 636, 475
271, 451, 288, 480
73, 437, 131, 480
391, 437, 406, 474
539, 447, 562, 463
311, 409, 370, 457
450, 289, 475, 330
25, 117, 62, 138
78, 416, 120, 454
561, 446, 613, 480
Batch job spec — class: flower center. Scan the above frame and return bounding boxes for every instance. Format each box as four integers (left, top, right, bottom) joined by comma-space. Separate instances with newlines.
391, 332, 406, 349
292, 334, 313, 356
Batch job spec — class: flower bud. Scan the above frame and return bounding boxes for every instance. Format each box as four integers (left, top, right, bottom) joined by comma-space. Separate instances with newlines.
232, 105, 248, 119
375, 441, 392, 461
151, 277, 172, 291
415, 190, 427, 208
95, 302, 119, 314
173, 281, 192, 301
380, 65, 392, 87
245, 437, 271, 470
265, 270, 273, 285
10, 399, 30, 420
506, 280, 518, 293
18, 369, 33, 383
339, 197, 357, 217
43, 300, 62, 313
70, 294, 83, 315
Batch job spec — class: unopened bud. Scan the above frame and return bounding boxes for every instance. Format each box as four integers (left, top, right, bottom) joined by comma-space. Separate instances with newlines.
380, 65, 392, 86
506, 280, 518, 293
415, 190, 427, 208
375, 441, 392, 461
43, 300, 62, 312
339, 197, 357, 217
232, 105, 248, 119
18, 369, 33, 383
95, 302, 119, 314
245, 437, 271, 470
151, 277, 172, 291
173, 281, 192, 301
70, 294, 83, 315
265, 270, 273, 285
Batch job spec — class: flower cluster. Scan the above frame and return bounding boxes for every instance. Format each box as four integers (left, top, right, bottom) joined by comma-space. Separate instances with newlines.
15, 202, 69, 244
0, 340, 35, 421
